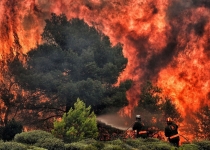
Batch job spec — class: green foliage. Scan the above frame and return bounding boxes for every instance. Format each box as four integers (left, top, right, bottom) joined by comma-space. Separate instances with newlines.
14, 130, 54, 144
91, 141, 105, 150
136, 81, 181, 130
2, 119, 23, 141
124, 138, 145, 148
0, 141, 27, 150
139, 81, 162, 113
106, 139, 123, 145
52, 98, 98, 142
193, 140, 210, 150
179, 143, 199, 150
145, 143, 172, 150
27, 146, 47, 150
102, 144, 123, 150
34, 137, 65, 150
124, 138, 173, 150
64, 142, 98, 150
0, 137, 209, 150
9, 13, 129, 128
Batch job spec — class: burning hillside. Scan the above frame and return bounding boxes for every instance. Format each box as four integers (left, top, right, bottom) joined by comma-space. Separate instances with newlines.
0, 0, 210, 141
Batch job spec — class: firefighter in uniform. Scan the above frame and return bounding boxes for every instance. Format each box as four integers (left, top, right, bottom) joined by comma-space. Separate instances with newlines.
132, 115, 148, 138
164, 117, 180, 147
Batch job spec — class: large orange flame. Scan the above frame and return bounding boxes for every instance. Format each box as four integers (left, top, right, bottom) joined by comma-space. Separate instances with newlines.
1, 0, 210, 140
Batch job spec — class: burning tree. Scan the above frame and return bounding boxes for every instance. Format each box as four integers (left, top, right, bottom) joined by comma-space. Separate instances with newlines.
135, 81, 181, 130
193, 105, 210, 139
9, 13, 130, 129
0, 56, 26, 126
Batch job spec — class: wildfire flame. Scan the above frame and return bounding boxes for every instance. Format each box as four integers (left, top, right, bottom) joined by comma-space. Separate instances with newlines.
1, 0, 210, 141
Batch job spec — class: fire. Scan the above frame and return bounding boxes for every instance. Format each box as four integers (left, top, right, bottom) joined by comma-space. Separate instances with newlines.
1, 0, 210, 141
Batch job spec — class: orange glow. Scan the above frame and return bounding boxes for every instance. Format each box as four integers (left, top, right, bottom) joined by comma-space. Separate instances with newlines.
1, 0, 210, 141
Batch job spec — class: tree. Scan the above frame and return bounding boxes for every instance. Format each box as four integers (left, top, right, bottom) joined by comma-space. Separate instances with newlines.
52, 98, 98, 142
10, 13, 129, 120
2, 119, 23, 141
136, 81, 181, 130
161, 97, 181, 122
0, 54, 28, 127
192, 105, 210, 139
139, 81, 162, 113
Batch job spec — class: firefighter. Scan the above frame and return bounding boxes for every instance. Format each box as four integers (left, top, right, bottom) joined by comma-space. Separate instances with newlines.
132, 115, 148, 138
164, 117, 180, 147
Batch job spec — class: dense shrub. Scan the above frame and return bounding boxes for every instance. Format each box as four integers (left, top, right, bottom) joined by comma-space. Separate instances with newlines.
78, 138, 97, 144
143, 137, 161, 143
193, 140, 210, 150
65, 142, 87, 150
83, 145, 97, 150
52, 98, 98, 142
52, 99, 98, 142
123, 138, 173, 150
179, 143, 199, 150
102, 144, 122, 150
27, 146, 47, 150
0, 141, 27, 150
14, 130, 54, 144
124, 138, 145, 148
145, 143, 172, 150
105, 139, 136, 150
65, 139, 98, 150
106, 139, 123, 145
2, 119, 23, 141
91, 141, 105, 150
35, 137, 65, 150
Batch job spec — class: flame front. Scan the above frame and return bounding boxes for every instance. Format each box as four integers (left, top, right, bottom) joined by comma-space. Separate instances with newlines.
1, 0, 210, 139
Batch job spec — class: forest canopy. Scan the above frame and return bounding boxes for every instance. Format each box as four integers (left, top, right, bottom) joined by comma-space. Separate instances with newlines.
7, 13, 130, 129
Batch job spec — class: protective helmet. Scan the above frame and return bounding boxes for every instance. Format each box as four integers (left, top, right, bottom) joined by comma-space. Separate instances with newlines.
136, 115, 141, 119
166, 117, 173, 124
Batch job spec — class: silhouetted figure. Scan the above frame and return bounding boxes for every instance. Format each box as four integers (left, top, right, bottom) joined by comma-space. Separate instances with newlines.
164, 117, 180, 147
132, 115, 148, 138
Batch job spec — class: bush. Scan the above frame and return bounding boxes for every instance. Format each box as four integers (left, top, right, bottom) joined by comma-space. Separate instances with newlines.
0, 141, 27, 150
91, 141, 105, 150
106, 139, 123, 145
83, 145, 97, 150
35, 137, 65, 150
102, 144, 122, 150
26, 145, 47, 150
65, 140, 98, 150
179, 143, 199, 150
14, 130, 54, 144
2, 119, 23, 141
143, 137, 161, 143
52, 99, 98, 142
145, 143, 172, 150
193, 140, 210, 150
65, 142, 87, 150
78, 138, 97, 144
124, 138, 145, 148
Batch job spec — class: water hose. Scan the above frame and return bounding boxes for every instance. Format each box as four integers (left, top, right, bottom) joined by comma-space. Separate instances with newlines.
179, 134, 190, 143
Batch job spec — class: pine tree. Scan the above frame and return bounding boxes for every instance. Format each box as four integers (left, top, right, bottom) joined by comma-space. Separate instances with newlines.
52, 98, 98, 142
